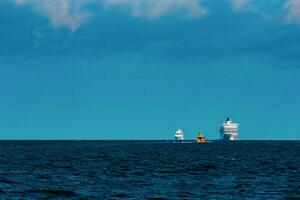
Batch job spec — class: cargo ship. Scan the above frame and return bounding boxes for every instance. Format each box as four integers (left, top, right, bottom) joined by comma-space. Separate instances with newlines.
220, 117, 239, 140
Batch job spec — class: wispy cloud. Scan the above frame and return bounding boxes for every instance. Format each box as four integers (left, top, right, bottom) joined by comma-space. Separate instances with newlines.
14, 0, 91, 31
102, 0, 207, 19
285, 0, 300, 26
13, 0, 207, 31
14, 0, 300, 31
230, 0, 253, 12
229, 0, 271, 21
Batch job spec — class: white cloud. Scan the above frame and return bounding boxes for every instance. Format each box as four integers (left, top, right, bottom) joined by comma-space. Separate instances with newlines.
230, 0, 253, 12
13, 0, 207, 30
14, 0, 91, 31
285, 0, 300, 26
229, 0, 271, 21
230, 0, 256, 12
102, 0, 207, 19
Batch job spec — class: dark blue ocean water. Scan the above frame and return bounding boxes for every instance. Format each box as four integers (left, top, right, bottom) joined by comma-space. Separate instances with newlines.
0, 141, 299, 199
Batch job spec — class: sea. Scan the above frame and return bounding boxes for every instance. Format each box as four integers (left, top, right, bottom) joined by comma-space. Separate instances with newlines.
0, 140, 299, 199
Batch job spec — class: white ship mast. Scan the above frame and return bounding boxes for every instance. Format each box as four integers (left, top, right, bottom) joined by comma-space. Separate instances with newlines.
220, 117, 239, 140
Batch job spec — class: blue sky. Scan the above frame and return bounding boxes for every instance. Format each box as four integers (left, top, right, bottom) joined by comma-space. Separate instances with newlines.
0, 0, 300, 139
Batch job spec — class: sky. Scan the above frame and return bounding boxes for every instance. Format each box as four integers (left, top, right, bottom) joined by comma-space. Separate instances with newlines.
0, 0, 300, 140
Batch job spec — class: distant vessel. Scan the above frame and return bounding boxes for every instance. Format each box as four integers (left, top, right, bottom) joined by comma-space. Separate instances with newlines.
174, 129, 184, 141
196, 133, 207, 143
220, 117, 239, 140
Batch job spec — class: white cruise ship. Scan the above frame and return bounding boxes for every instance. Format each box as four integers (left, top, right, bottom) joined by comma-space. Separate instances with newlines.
174, 129, 184, 141
220, 117, 239, 140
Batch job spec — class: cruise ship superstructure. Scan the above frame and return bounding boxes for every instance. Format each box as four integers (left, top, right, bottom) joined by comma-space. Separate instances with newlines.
174, 129, 184, 141
220, 117, 239, 140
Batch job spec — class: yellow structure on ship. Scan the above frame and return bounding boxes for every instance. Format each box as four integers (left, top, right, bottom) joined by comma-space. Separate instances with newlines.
196, 133, 208, 143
